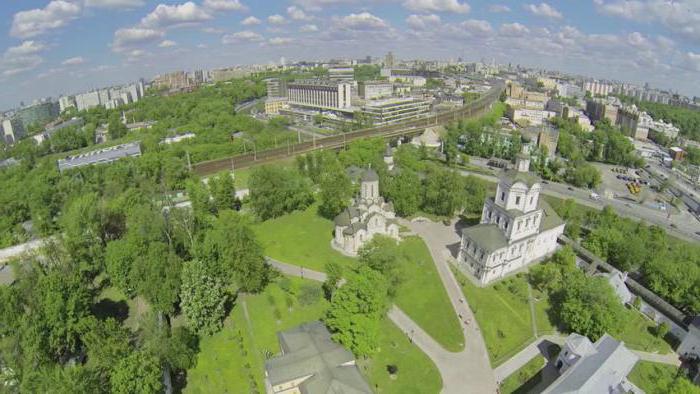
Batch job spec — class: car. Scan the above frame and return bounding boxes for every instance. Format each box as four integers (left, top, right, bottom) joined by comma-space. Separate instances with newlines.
542, 180, 549, 184
670, 223, 677, 228
567, 186, 574, 191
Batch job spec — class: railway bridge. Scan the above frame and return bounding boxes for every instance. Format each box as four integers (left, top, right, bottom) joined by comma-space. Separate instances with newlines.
193, 82, 505, 176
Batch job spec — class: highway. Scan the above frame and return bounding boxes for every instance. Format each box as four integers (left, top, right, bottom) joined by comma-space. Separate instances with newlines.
193, 82, 505, 176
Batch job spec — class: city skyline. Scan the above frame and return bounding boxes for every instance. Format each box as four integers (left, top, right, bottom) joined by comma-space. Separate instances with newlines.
1, 0, 700, 109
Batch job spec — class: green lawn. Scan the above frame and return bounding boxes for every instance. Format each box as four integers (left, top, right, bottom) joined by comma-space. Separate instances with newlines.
96, 286, 150, 332
357, 318, 443, 394
627, 361, 699, 394
394, 237, 464, 352
611, 308, 673, 354
499, 355, 546, 394
184, 276, 443, 393
252, 204, 357, 272
452, 268, 536, 366
532, 290, 557, 335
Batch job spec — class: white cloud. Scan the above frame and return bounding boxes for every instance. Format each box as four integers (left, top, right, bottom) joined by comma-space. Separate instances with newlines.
141, 2, 212, 29
112, 27, 164, 52
287, 6, 311, 21
269, 37, 293, 46
5, 41, 46, 57
241, 16, 261, 25
84, 0, 146, 8
61, 56, 85, 65
683, 52, 700, 72
1, 42, 46, 77
300, 24, 319, 32
461, 19, 493, 35
403, 0, 470, 14
202, 27, 224, 33
203, 0, 247, 12
488, 4, 510, 13
268, 14, 287, 25
333, 12, 388, 30
499, 22, 530, 36
292, 0, 358, 12
10, 0, 82, 38
525, 3, 562, 19
158, 40, 178, 48
222, 30, 264, 44
406, 14, 441, 30
594, 0, 700, 43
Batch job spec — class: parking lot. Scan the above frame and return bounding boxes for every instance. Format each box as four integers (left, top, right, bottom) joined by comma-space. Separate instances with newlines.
592, 162, 675, 213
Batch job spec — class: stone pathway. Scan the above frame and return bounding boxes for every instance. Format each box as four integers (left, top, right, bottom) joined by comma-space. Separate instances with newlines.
493, 335, 565, 381
632, 350, 681, 366
402, 218, 498, 393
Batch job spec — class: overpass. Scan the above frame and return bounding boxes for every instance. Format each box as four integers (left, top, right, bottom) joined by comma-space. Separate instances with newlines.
193, 82, 505, 176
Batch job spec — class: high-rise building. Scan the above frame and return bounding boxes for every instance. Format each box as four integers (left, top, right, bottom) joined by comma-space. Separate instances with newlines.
582, 80, 613, 97
59, 96, 76, 113
287, 80, 352, 109
193, 70, 205, 85
585, 99, 619, 124
265, 78, 288, 98
75, 91, 101, 111
361, 97, 430, 125
384, 51, 395, 68
2, 118, 26, 144
16, 102, 59, 127
152, 71, 189, 90
327, 67, 354, 82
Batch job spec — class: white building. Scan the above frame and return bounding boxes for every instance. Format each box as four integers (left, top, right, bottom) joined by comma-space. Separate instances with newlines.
287, 80, 352, 110
333, 169, 400, 256
358, 81, 393, 100
507, 108, 556, 126
58, 96, 76, 113
457, 152, 565, 284
327, 67, 354, 82
545, 333, 640, 394
650, 119, 680, 139
161, 132, 196, 145
583, 80, 613, 97
75, 91, 101, 111
361, 97, 430, 125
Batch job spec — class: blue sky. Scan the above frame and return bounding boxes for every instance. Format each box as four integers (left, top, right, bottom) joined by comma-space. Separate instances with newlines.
1, 0, 699, 109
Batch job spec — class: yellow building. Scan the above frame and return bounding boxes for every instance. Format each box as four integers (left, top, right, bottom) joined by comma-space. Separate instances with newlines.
265, 98, 289, 115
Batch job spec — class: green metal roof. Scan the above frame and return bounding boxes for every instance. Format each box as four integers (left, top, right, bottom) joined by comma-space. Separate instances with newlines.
265, 321, 372, 394
538, 199, 565, 231
461, 223, 509, 252
360, 169, 379, 182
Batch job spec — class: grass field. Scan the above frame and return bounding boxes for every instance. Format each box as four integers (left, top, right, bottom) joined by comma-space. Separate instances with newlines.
452, 268, 536, 366
95, 286, 150, 331
611, 308, 673, 354
394, 237, 464, 352
626, 361, 695, 394
252, 204, 358, 272
499, 355, 546, 394
357, 318, 443, 394
184, 276, 443, 393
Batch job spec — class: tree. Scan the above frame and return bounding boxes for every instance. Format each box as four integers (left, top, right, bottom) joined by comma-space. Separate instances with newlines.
248, 165, 314, 220
179, 260, 227, 335
318, 160, 353, 219
132, 242, 182, 315
656, 321, 669, 338
386, 169, 422, 217
209, 172, 236, 213
105, 238, 140, 297
322, 261, 344, 300
556, 275, 623, 341
82, 318, 132, 384
200, 210, 271, 292
108, 113, 127, 140
422, 167, 465, 216
324, 266, 388, 356
358, 236, 403, 297
110, 351, 163, 394
60, 193, 105, 275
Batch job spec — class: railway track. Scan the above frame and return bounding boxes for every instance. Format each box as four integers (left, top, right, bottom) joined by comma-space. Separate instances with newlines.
193, 82, 504, 176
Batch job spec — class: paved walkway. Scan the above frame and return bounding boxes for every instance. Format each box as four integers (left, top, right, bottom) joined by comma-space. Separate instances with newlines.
403, 218, 498, 393
266, 255, 496, 393
494, 335, 565, 381
632, 350, 681, 366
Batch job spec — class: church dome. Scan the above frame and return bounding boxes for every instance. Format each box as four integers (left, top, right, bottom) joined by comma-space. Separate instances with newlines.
361, 169, 379, 182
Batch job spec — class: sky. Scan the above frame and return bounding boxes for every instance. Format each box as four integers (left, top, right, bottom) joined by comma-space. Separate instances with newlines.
1, 0, 699, 109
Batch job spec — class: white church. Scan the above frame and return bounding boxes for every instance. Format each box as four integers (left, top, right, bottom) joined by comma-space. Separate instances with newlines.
457, 151, 565, 284
332, 169, 400, 256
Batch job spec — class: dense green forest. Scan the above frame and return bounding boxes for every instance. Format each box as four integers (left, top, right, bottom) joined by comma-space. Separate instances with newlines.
550, 199, 700, 315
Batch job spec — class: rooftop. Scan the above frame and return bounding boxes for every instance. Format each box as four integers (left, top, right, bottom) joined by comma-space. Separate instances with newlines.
461, 223, 509, 252
501, 169, 541, 188
265, 321, 372, 394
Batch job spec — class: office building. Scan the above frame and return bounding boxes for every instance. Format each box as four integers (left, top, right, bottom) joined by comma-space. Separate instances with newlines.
210, 67, 252, 82
327, 67, 354, 82
16, 102, 59, 127
616, 105, 653, 140
287, 80, 352, 109
2, 118, 26, 144
58, 96, 76, 113
265, 78, 288, 98
193, 70, 205, 85
507, 108, 556, 126
57, 142, 142, 172
361, 97, 430, 125
358, 81, 393, 100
